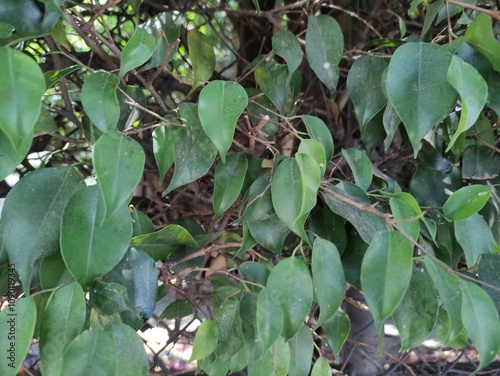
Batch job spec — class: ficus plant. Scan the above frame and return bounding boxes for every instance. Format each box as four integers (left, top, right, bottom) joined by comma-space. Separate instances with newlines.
0, 1, 500, 376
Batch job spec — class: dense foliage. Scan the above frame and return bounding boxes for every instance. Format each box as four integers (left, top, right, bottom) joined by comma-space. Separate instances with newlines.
1, 0, 500, 375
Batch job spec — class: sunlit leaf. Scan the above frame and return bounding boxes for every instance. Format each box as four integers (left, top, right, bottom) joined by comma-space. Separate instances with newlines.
442, 184, 491, 220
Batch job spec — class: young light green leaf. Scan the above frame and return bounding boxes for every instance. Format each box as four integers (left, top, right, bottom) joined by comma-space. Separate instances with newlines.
442, 184, 491, 220
389, 196, 420, 241
446, 55, 488, 150
190, 320, 218, 361
305, 15, 343, 95
93, 130, 145, 218
266, 257, 313, 340
360, 231, 413, 333
81, 72, 120, 132
256, 288, 283, 352
460, 279, 500, 370
301, 115, 334, 162
464, 14, 500, 71
454, 214, 495, 268
187, 28, 215, 91
61, 185, 132, 288
311, 357, 331, 376
198, 80, 248, 163
312, 238, 346, 328
288, 324, 314, 376
119, 28, 157, 78
272, 30, 303, 85
325, 309, 351, 360
213, 153, 248, 217
298, 139, 326, 176
342, 148, 373, 192
347, 56, 388, 137
255, 64, 289, 114
386, 42, 457, 156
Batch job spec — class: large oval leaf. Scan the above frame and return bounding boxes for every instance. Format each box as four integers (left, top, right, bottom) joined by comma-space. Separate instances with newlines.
119, 28, 157, 78
198, 80, 248, 163
386, 42, 457, 155
442, 184, 491, 220
272, 30, 303, 85
464, 14, 500, 72
213, 153, 248, 217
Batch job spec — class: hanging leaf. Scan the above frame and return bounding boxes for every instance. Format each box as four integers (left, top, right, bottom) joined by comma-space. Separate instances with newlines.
311, 357, 331, 376
2, 166, 82, 292
240, 293, 263, 363
288, 324, 314, 376
119, 28, 157, 78
446, 55, 488, 150
325, 309, 351, 360
360, 230, 413, 333
266, 257, 313, 340
272, 30, 303, 85
298, 139, 326, 176
464, 14, 500, 71
442, 184, 491, 220
305, 15, 343, 95
255, 64, 289, 114
301, 115, 334, 162
153, 123, 182, 183
198, 80, 248, 163
312, 238, 346, 328
0, 127, 32, 182
454, 214, 495, 268
213, 153, 248, 217
256, 288, 283, 352
130, 206, 154, 236
214, 301, 245, 361
247, 214, 290, 254
39, 253, 73, 290
187, 28, 215, 91
93, 130, 145, 218
386, 42, 457, 155
342, 148, 373, 192
81, 72, 120, 132
389, 196, 420, 241
61, 185, 132, 288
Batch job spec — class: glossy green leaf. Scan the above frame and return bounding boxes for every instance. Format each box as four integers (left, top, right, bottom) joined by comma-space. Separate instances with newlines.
160, 299, 193, 319
460, 279, 500, 370
247, 214, 290, 254
81, 72, 120, 132
198, 80, 248, 163
301, 115, 334, 162
298, 139, 326, 176
342, 148, 373, 192
255, 64, 289, 115
271, 155, 321, 241
454, 214, 495, 268
214, 301, 245, 361
240, 292, 263, 363
272, 30, 303, 85
130, 206, 154, 236
325, 309, 351, 360
256, 288, 283, 352
239, 261, 269, 290
0, 127, 32, 182
119, 28, 156, 78
164, 103, 218, 194
389, 197, 420, 242
464, 14, 500, 71
61, 185, 132, 288
347, 56, 388, 137
0, 0, 60, 35
462, 145, 500, 180
93, 130, 145, 218
386, 42, 457, 155
60, 329, 116, 375
2, 166, 82, 292
288, 324, 314, 376
392, 269, 438, 351
187, 28, 215, 91
153, 123, 182, 183
360, 231, 413, 332
39, 282, 86, 376
311, 357, 331, 376
0, 297, 36, 376
105, 322, 149, 376
305, 15, 343, 95
266, 257, 313, 340
44, 65, 80, 90
117, 85, 147, 130
241, 174, 273, 222
442, 184, 491, 220
312, 238, 345, 328
0, 46, 44, 155
446, 55, 488, 150
214, 153, 248, 217
308, 207, 347, 253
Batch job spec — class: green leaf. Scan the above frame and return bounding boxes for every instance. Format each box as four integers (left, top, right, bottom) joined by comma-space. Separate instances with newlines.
105, 322, 149, 376
2, 166, 82, 292
214, 301, 245, 361
130, 206, 154, 236
305, 15, 343, 95
130, 224, 198, 261
117, 85, 147, 130
342, 148, 373, 192
0, 127, 32, 182
93, 130, 145, 218
266, 257, 313, 340
254, 64, 289, 115
0, 46, 45, 155
39, 253, 73, 290
164, 103, 218, 194
240, 292, 263, 363
239, 261, 269, 291
478, 254, 500, 314
389, 196, 420, 241
386, 42, 457, 155
311, 357, 331, 376
0, 0, 60, 35
153, 123, 182, 183
347, 56, 388, 137
160, 299, 193, 319
272, 30, 303, 85
288, 324, 314, 376
460, 279, 500, 370
308, 207, 347, 253
298, 139, 326, 176
81, 72, 120, 132
271, 155, 321, 241
454, 214, 495, 268
247, 214, 290, 254
446, 55, 488, 150
301, 115, 334, 162
187, 28, 215, 91
0, 297, 36, 376
462, 145, 500, 180
60, 329, 117, 375
61, 185, 132, 288
464, 14, 500, 72
198, 80, 248, 163
325, 309, 351, 360
442, 184, 491, 220
44, 65, 80, 90
360, 231, 413, 333
312, 238, 346, 328
256, 288, 283, 352
119, 28, 156, 78
392, 269, 439, 351
39, 282, 86, 376
213, 153, 248, 217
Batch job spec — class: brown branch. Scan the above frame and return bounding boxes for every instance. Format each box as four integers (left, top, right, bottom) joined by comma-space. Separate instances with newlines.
446, 0, 500, 21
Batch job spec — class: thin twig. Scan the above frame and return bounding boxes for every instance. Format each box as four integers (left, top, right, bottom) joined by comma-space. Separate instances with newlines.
446, 0, 500, 20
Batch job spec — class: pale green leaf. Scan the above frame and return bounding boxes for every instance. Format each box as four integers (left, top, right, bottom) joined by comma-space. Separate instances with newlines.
301, 115, 334, 162
342, 148, 373, 192
464, 14, 500, 71
213, 153, 248, 217
272, 30, 303, 85
298, 139, 326, 176
454, 214, 495, 268
442, 184, 491, 220
119, 28, 157, 78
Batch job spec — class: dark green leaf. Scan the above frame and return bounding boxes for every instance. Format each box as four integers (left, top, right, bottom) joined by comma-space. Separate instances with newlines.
214, 301, 245, 361
255, 64, 289, 115
214, 153, 248, 217
256, 288, 283, 352
119, 28, 156, 78
462, 145, 500, 180
325, 309, 351, 360
308, 207, 347, 253
160, 299, 193, 319
342, 148, 373, 192
389, 196, 420, 242
454, 214, 495, 268
272, 30, 303, 85
187, 28, 215, 91
130, 206, 154, 236
153, 123, 182, 183
240, 292, 263, 363
239, 261, 269, 290
117, 85, 147, 130
247, 214, 290, 254
478, 254, 500, 314
0, 0, 60, 35
39, 253, 73, 290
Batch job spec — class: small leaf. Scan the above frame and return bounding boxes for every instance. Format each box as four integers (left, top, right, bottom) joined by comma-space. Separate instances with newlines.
198, 81, 248, 163
255, 64, 289, 115
325, 309, 351, 360
442, 184, 491, 220
301, 115, 334, 162
187, 28, 215, 90
272, 30, 303, 85
119, 28, 157, 78
213, 153, 248, 217
256, 288, 283, 352
298, 139, 326, 176
454, 214, 495, 268
81, 72, 120, 132
311, 357, 331, 376
44, 65, 80, 90
288, 324, 314, 376
464, 14, 500, 71
342, 148, 373, 192
153, 123, 182, 183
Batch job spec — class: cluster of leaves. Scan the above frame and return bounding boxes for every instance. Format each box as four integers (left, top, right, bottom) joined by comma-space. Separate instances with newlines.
0, 0, 500, 375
